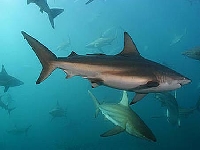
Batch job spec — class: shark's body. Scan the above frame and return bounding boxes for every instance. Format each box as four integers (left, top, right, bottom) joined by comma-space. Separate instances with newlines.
49, 101, 66, 119
0, 65, 24, 92
85, 35, 116, 52
88, 90, 156, 142
182, 47, 200, 61
27, 0, 64, 29
178, 97, 200, 117
0, 96, 16, 115
155, 92, 180, 127
170, 28, 187, 46
6, 125, 32, 136
21, 31, 190, 104
56, 36, 71, 51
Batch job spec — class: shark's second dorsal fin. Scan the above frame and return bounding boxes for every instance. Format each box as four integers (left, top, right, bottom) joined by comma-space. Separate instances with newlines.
68, 51, 77, 57
1, 65, 8, 75
119, 91, 129, 107
118, 32, 141, 57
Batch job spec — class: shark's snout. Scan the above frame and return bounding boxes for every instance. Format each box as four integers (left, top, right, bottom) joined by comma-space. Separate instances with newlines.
179, 77, 191, 86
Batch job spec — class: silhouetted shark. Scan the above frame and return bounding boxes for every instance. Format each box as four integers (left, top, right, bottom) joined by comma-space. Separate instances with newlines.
27, 0, 64, 29
49, 101, 67, 120
0, 65, 24, 92
21, 31, 190, 105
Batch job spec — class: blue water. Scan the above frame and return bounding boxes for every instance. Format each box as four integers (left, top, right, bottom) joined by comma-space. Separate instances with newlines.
0, 0, 200, 149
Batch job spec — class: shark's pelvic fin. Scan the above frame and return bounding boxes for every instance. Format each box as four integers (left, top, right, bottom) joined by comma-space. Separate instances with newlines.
130, 93, 147, 105
100, 126, 125, 137
21, 31, 58, 84
88, 90, 100, 118
119, 91, 129, 107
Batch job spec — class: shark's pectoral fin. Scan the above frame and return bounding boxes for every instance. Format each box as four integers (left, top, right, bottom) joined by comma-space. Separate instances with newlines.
100, 126, 125, 137
134, 81, 159, 90
88, 78, 103, 88
4, 86, 9, 92
130, 93, 147, 105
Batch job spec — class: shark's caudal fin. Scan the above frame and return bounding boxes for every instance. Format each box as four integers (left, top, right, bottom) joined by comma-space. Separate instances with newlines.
48, 8, 64, 29
88, 90, 100, 118
25, 125, 32, 136
8, 107, 16, 115
21, 31, 57, 84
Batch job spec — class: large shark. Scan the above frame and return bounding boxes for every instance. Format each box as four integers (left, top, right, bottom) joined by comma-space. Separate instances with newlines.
21, 31, 191, 105
155, 92, 180, 127
6, 125, 32, 136
0, 65, 24, 92
27, 0, 64, 29
49, 101, 67, 120
182, 47, 200, 61
88, 90, 156, 142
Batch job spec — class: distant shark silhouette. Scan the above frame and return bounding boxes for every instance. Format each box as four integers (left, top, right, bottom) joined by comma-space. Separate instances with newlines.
49, 101, 67, 120
0, 65, 24, 92
6, 125, 32, 136
21, 31, 190, 105
0, 95, 16, 115
27, 0, 64, 29
182, 47, 200, 61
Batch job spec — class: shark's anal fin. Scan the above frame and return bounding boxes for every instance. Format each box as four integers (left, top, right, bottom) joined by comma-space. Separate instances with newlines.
133, 81, 159, 91
100, 126, 125, 137
88, 78, 103, 88
130, 93, 147, 105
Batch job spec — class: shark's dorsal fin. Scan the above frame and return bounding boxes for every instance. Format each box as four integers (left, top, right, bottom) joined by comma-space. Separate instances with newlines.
68, 51, 77, 57
119, 91, 129, 107
118, 32, 141, 56
1, 65, 8, 75
56, 101, 60, 107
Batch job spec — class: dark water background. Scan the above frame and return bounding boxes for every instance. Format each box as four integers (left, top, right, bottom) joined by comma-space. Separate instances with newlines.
0, 0, 200, 149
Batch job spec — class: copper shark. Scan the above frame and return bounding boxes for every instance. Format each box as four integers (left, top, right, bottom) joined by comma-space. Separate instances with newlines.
88, 90, 156, 142
21, 31, 191, 105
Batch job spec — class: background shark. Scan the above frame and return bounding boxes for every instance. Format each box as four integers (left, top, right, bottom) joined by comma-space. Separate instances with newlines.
182, 47, 200, 61
49, 101, 67, 120
88, 90, 156, 142
155, 92, 180, 127
21, 31, 190, 105
0, 65, 24, 92
85, 32, 117, 52
6, 125, 32, 136
0, 95, 16, 115
27, 0, 64, 29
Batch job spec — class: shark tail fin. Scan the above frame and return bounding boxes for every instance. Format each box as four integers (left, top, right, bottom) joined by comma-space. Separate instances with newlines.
48, 8, 64, 29
21, 31, 58, 84
8, 107, 16, 115
88, 90, 100, 118
25, 125, 32, 136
